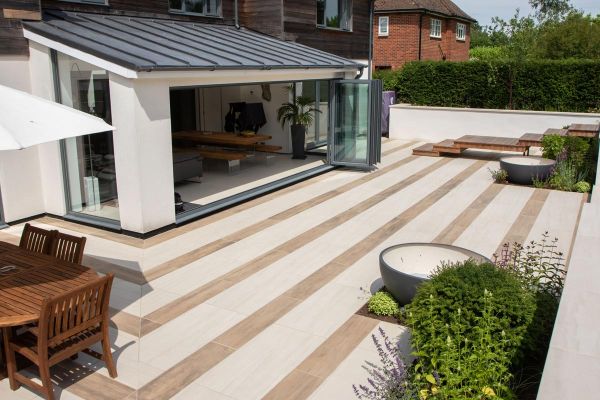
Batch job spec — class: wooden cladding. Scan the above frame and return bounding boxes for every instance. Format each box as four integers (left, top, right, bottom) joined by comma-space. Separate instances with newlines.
1, 0, 41, 19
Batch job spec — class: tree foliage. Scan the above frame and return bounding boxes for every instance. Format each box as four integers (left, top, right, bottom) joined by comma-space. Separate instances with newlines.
471, 0, 600, 60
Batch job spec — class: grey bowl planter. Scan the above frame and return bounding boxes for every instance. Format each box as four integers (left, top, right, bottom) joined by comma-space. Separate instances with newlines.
500, 156, 556, 185
379, 243, 492, 305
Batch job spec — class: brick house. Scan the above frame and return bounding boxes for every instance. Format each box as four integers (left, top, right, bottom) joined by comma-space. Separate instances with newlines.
373, 0, 476, 70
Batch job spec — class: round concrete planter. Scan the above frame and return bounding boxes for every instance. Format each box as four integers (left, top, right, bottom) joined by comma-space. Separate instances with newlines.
500, 156, 556, 185
379, 243, 492, 305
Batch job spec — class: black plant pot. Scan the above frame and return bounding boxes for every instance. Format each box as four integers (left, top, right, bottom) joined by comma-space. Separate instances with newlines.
291, 124, 307, 160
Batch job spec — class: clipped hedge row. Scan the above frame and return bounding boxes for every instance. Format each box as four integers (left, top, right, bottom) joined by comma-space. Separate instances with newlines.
375, 60, 600, 113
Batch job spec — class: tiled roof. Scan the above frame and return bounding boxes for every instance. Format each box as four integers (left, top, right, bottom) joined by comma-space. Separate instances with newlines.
374, 0, 476, 22
23, 10, 363, 72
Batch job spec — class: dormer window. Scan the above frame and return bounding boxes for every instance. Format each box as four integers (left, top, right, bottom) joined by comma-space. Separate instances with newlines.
169, 0, 221, 17
317, 0, 352, 31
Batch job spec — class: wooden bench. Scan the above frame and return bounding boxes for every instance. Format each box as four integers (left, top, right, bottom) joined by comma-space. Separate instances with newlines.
254, 144, 283, 153
195, 149, 248, 173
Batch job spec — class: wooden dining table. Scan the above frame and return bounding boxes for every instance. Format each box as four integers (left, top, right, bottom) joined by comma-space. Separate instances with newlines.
0, 241, 99, 378
172, 130, 272, 147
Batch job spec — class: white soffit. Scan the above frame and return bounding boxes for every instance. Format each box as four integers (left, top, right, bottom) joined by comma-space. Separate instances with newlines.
23, 29, 138, 79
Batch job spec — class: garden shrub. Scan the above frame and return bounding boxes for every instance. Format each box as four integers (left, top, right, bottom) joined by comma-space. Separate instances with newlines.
406, 261, 535, 399
574, 181, 591, 193
380, 60, 600, 113
368, 290, 400, 317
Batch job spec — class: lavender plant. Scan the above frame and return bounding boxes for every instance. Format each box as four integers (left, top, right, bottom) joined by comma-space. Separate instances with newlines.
353, 327, 417, 400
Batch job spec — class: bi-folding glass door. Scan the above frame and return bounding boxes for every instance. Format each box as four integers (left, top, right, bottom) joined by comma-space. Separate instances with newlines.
328, 80, 382, 168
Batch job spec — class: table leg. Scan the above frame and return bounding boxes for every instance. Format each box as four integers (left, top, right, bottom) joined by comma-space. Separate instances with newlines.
2, 327, 18, 390
0, 328, 5, 380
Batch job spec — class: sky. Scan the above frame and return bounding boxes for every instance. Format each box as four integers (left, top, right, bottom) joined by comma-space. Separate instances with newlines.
455, 0, 600, 26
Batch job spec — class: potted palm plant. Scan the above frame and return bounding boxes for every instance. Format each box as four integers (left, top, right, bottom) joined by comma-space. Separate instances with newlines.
277, 96, 320, 159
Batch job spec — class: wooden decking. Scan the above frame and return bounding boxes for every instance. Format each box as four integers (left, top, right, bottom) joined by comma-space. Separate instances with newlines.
413, 123, 600, 157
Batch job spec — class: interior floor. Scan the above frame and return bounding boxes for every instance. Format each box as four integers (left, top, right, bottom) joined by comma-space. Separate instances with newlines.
174, 154, 326, 207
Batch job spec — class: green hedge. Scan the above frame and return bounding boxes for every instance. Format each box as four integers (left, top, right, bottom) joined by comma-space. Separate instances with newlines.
375, 60, 600, 112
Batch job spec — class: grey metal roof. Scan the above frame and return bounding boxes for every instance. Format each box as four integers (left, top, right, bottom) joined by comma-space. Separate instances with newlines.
23, 11, 364, 72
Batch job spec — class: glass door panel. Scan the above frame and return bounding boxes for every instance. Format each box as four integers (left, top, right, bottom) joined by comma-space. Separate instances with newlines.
329, 80, 382, 168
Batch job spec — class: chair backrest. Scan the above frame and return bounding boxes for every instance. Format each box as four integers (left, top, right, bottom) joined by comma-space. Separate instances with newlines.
19, 223, 56, 255
50, 232, 87, 264
38, 274, 114, 348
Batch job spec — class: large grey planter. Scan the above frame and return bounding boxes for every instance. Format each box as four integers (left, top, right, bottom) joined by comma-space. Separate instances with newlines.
500, 156, 556, 185
379, 243, 492, 305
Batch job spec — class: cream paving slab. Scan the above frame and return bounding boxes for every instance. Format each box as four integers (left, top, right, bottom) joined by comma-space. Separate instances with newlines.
309, 322, 412, 400
525, 189, 584, 256
139, 303, 245, 370
453, 185, 536, 258
0, 379, 37, 399
137, 156, 438, 314
196, 324, 324, 400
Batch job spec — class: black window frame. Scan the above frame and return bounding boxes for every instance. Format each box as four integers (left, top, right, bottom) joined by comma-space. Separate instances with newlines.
317, 0, 353, 32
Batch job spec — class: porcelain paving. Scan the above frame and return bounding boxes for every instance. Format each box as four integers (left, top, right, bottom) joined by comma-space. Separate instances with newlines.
196, 324, 324, 400
1, 140, 588, 400
453, 185, 536, 258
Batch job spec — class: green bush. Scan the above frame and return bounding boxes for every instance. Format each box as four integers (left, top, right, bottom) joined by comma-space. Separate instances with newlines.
380, 60, 600, 112
541, 134, 566, 160
574, 181, 591, 193
470, 46, 509, 61
407, 261, 535, 399
368, 290, 400, 317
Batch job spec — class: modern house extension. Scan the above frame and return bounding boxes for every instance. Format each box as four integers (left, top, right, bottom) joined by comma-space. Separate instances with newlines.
0, 1, 381, 236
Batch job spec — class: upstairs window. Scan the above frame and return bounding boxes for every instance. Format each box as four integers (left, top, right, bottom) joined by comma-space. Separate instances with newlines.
317, 0, 352, 31
456, 22, 466, 41
378, 16, 389, 36
430, 18, 442, 38
169, 0, 221, 17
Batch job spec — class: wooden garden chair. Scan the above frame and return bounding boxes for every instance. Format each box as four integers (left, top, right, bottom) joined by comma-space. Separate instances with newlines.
19, 223, 56, 256
2, 274, 117, 400
49, 231, 87, 265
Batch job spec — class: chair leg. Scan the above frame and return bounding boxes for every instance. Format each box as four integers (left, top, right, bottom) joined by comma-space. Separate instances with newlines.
2, 327, 20, 391
101, 327, 117, 378
38, 359, 55, 400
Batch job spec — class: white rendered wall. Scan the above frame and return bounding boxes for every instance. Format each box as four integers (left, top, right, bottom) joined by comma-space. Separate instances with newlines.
109, 74, 176, 233
390, 105, 600, 142
28, 42, 67, 217
0, 52, 45, 222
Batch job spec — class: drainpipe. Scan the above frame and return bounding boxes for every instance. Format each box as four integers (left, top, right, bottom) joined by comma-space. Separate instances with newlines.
368, 0, 374, 79
418, 13, 423, 60
234, 0, 240, 29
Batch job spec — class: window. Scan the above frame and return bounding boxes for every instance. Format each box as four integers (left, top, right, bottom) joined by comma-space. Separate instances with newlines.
456, 22, 466, 41
54, 51, 121, 223
317, 0, 352, 31
430, 18, 442, 38
169, 0, 221, 17
378, 16, 389, 36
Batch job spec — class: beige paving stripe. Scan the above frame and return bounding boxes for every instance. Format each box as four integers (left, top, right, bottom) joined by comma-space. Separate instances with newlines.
141, 156, 449, 333
263, 314, 379, 400
494, 189, 551, 257
135, 161, 486, 400
433, 183, 504, 245
566, 193, 588, 268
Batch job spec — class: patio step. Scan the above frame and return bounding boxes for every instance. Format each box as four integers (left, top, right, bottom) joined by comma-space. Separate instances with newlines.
432, 139, 463, 154
544, 128, 568, 136
518, 133, 544, 147
568, 123, 600, 138
412, 143, 440, 157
